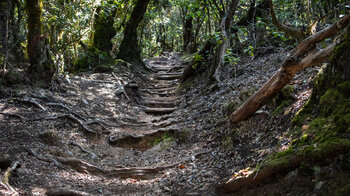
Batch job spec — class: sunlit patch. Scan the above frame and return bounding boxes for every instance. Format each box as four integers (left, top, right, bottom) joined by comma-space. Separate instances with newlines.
229, 167, 254, 181
292, 88, 313, 113
31, 187, 46, 196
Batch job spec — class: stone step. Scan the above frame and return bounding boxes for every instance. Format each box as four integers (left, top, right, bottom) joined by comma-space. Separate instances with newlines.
141, 100, 177, 107
143, 107, 176, 115
154, 74, 181, 80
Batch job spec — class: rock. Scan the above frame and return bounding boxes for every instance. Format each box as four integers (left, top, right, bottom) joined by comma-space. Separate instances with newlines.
0, 154, 12, 170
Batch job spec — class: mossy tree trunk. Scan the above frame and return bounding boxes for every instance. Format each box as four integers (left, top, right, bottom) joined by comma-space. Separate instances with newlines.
182, 13, 194, 53
26, 0, 55, 87
117, 0, 151, 68
91, 2, 117, 52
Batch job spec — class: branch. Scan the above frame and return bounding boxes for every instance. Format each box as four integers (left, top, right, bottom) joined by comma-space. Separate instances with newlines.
269, 0, 304, 39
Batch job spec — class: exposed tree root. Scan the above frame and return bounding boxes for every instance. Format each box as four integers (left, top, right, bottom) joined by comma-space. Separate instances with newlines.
46, 188, 93, 196
0, 161, 20, 196
12, 97, 47, 111
69, 142, 97, 159
28, 114, 97, 134
25, 148, 65, 169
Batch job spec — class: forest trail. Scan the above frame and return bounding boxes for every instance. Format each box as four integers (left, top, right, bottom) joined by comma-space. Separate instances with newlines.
1, 53, 212, 195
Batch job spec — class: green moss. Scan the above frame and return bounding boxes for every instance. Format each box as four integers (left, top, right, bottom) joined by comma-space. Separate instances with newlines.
281, 85, 295, 99
319, 89, 343, 116
335, 113, 350, 133
337, 81, 350, 96
273, 99, 292, 116
290, 134, 310, 149
298, 138, 350, 161
91, 5, 117, 52
152, 133, 173, 146
73, 47, 111, 72
273, 148, 295, 158
223, 101, 239, 116
263, 154, 292, 170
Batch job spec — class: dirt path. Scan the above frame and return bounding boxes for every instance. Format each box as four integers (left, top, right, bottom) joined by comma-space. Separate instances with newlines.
0, 53, 208, 195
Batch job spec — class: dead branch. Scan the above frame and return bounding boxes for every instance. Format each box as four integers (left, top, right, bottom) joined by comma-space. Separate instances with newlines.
269, 0, 304, 39
0, 161, 20, 196
69, 142, 97, 159
230, 14, 350, 124
46, 188, 93, 196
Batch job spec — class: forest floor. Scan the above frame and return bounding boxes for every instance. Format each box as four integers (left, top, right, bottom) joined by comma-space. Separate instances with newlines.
0, 51, 324, 195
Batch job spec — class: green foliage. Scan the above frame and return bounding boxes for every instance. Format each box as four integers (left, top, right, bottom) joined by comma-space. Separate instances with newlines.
191, 53, 204, 69
224, 48, 240, 66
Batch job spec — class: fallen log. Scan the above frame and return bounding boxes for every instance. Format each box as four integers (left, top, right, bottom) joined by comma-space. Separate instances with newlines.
230, 14, 350, 124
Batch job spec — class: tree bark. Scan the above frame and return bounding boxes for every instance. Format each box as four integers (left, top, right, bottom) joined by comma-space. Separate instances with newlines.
117, 0, 151, 68
211, 0, 240, 83
26, 0, 55, 87
183, 14, 194, 53
229, 14, 350, 124
92, 2, 117, 52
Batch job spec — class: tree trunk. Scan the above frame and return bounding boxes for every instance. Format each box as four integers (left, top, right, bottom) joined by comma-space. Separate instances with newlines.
26, 0, 55, 87
92, 2, 117, 52
211, 0, 240, 83
229, 14, 350, 124
117, 0, 151, 68
183, 15, 194, 53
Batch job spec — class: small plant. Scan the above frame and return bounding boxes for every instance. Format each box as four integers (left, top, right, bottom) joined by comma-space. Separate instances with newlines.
152, 133, 172, 146
191, 54, 204, 69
